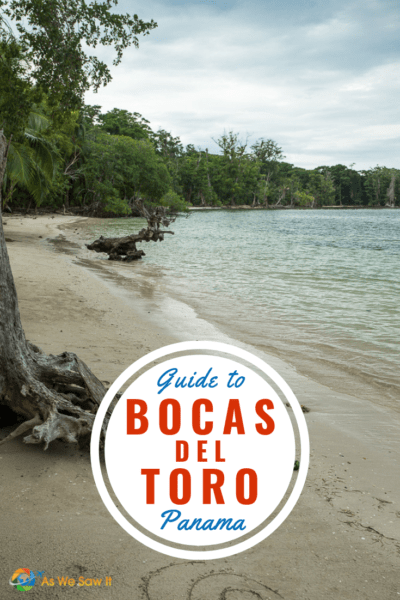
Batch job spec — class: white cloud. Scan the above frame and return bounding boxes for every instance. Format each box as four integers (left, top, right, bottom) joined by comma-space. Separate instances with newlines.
85, 0, 400, 169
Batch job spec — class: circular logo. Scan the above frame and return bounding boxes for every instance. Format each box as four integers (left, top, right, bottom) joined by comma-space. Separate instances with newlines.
10, 569, 35, 591
91, 342, 309, 559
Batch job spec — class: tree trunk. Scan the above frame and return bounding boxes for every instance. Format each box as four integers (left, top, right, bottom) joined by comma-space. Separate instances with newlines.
274, 186, 287, 207
289, 187, 294, 207
263, 182, 269, 207
0, 131, 107, 449
386, 175, 396, 207
3, 180, 16, 211
205, 148, 212, 191
252, 193, 260, 207
376, 177, 380, 204
87, 200, 175, 261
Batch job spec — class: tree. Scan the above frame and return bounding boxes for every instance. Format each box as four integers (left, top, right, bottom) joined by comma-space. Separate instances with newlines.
158, 189, 188, 213
81, 132, 171, 214
152, 129, 183, 159
179, 148, 219, 206
253, 175, 270, 206
386, 172, 397, 207
98, 108, 153, 141
307, 171, 335, 207
212, 131, 255, 205
296, 190, 315, 207
250, 138, 283, 162
286, 175, 302, 207
327, 164, 363, 206
3, 108, 59, 209
250, 138, 284, 186
361, 166, 399, 207
151, 128, 184, 196
0, 0, 157, 448
0, 0, 156, 111
86, 199, 176, 262
47, 107, 86, 210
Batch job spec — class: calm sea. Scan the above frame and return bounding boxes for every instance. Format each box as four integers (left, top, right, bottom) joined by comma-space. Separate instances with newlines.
87, 209, 400, 409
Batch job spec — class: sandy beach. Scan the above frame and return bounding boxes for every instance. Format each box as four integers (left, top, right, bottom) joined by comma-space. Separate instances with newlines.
1, 214, 399, 599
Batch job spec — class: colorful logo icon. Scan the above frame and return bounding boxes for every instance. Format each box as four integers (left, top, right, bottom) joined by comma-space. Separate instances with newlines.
10, 569, 36, 591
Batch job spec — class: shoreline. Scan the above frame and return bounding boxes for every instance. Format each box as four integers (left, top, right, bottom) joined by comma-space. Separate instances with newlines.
3, 205, 398, 221
189, 205, 400, 210
71, 211, 400, 414
1, 214, 399, 599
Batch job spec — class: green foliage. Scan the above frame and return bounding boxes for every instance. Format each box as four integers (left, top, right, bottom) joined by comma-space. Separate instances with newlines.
210, 132, 259, 205
296, 190, 315, 207
324, 164, 364, 206
0, 0, 158, 211
151, 129, 184, 196
360, 166, 400, 207
179, 149, 219, 206
2, 48, 398, 215
98, 109, 152, 141
6, 99, 400, 212
81, 132, 171, 213
0, 38, 40, 137
307, 171, 336, 207
4, 106, 59, 206
0, 0, 157, 114
152, 129, 183, 159
159, 190, 189, 213
251, 138, 284, 163
250, 138, 285, 187
80, 105, 102, 128
1, 2, 398, 215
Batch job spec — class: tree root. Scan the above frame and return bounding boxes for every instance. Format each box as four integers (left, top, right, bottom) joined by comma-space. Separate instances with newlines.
23, 408, 95, 449
86, 199, 175, 261
0, 413, 42, 446
0, 347, 108, 449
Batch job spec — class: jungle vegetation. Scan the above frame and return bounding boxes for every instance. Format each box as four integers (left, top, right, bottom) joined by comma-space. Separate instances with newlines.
1, 28, 398, 215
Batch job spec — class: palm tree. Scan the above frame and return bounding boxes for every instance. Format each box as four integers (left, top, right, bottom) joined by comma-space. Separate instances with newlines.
3, 109, 59, 210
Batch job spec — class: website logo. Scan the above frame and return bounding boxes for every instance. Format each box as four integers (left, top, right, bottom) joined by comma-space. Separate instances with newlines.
9, 569, 36, 592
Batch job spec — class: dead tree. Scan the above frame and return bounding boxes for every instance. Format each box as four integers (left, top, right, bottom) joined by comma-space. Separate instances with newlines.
386, 174, 396, 207
86, 199, 176, 262
0, 132, 107, 449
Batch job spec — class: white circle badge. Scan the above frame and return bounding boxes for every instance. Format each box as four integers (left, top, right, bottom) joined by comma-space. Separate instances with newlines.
91, 342, 309, 559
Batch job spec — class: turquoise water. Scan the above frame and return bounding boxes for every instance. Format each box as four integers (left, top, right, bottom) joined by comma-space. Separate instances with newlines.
88, 209, 400, 406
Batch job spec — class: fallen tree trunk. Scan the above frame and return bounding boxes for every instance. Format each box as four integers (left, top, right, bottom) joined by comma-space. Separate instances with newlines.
86, 200, 175, 261
86, 228, 174, 261
0, 131, 107, 449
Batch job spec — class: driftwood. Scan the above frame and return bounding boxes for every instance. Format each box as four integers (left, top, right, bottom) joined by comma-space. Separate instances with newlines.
0, 131, 108, 449
86, 199, 176, 261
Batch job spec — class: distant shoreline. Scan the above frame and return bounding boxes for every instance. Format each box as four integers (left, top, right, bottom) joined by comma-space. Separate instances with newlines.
3, 205, 397, 220
189, 205, 399, 211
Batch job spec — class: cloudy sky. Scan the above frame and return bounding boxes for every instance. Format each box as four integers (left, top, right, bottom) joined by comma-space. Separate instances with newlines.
85, 0, 400, 170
